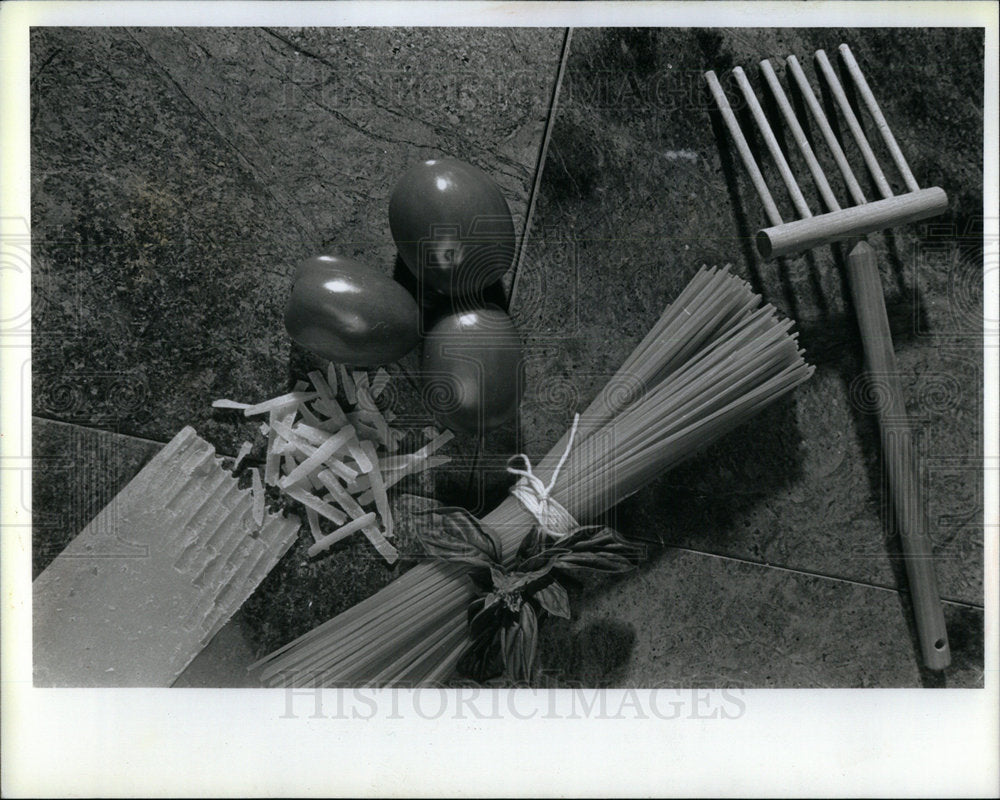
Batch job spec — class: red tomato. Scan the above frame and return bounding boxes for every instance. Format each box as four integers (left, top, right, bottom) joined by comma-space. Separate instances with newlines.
284, 254, 420, 366
421, 306, 523, 433
389, 158, 516, 297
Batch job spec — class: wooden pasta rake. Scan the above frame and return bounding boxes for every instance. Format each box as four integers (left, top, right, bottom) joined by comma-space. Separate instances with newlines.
705, 43, 951, 670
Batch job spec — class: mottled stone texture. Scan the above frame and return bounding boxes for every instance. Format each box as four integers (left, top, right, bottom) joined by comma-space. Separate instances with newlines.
31, 26, 561, 453
31, 27, 983, 687
514, 28, 983, 687
30, 26, 564, 674
536, 552, 984, 688
32, 420, 163, 579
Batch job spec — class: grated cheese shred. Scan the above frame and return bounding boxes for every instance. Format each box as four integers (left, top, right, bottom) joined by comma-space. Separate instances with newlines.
233, 441, 253, 471
215, 365, 450, 563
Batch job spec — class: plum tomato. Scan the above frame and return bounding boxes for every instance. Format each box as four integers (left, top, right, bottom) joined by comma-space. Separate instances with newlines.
421, 305, 523, 433
389, 157, 516, 298
284, 254, 420, 366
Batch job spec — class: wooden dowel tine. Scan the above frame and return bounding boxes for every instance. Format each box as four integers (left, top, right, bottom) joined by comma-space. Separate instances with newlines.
815, 49, 894, 200
786, 55, 868, 207
732, 66, 812, 219
760, 58, 841, 213
756, 186, 948, 259
838, 43, 921, 193
704, 70, 784, 226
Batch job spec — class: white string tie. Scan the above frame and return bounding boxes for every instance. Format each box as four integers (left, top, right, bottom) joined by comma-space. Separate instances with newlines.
507, 413, 581, 539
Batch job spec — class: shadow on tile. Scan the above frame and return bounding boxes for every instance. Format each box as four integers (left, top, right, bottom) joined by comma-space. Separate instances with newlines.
610, 396, 807, 550
541, 617, 638, 688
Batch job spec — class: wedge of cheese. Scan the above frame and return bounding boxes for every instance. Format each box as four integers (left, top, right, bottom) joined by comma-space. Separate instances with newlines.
33, 426, 300, 687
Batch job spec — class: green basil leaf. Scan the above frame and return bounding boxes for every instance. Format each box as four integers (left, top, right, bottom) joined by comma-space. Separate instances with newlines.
432, 506, 502, 561
558, 525, 646, 563
469, 595, 501, 637
518, 602, 539, 682
495, 565, 554, 596
414, 505, 503, 568
468, 568, 494, 593
500, 606, 540, 684
516, 546, 571, 574
418, 529, 495, 570
499, 621, 519, 679
554, 551, 637, 574
533, 580, 570, 619
516, 525, 547, 562
458, 625, 503, 682
466, 595, 485, 621
557, 524, 617, 551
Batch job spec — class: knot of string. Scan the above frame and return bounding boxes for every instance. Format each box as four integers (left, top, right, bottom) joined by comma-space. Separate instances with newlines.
507, 413, 581, 539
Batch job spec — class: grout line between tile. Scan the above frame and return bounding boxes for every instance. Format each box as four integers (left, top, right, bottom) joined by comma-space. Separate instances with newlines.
664, 545, 984, 609
508, 27, 573, 312
33, 415, 247, 462
33, 415, 172, 448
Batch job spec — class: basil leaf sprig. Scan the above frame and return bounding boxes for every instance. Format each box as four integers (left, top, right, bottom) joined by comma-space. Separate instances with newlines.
413, 502, 646, 684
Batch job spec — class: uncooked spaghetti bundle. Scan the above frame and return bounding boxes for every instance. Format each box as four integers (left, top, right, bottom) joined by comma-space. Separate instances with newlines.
251, 266, 814, 686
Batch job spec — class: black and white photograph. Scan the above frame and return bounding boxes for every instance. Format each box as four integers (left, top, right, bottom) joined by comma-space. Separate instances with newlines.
2, 1, 997, 797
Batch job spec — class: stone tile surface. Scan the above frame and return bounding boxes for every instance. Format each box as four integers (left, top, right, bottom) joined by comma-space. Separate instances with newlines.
29, 27, 985, 687
537, 550, 984, 688
31, 26, 563, 454
31, 419, 162, 579
511, 27, 984, 618
30, 27, 564, 660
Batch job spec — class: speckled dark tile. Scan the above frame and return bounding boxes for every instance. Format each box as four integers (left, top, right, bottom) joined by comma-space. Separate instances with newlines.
31, 419, 162, 579
172, 610, 257, 688
31, 26, 985, 688
535, 550, 983, 688
31, 26, 563, 454
30, 27, 565, 666
510, 26, 984, 634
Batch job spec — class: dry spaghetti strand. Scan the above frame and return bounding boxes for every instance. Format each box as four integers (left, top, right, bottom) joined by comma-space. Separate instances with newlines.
251, 267, 814, 687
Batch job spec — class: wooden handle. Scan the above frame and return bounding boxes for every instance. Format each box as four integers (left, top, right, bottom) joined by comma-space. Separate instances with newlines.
847, 241, 951, 670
